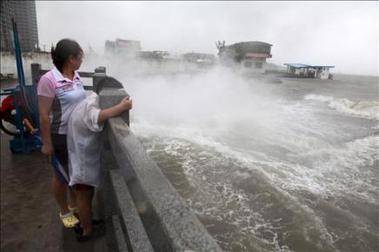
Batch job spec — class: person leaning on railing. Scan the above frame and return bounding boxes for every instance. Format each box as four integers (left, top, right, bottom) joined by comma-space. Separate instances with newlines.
67, 91, 132, 242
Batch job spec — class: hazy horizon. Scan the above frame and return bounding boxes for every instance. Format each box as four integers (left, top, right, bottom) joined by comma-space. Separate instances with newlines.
36, 1, 378, 76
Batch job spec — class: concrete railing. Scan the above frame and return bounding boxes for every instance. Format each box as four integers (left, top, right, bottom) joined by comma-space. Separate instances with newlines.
32, 64, 222, 251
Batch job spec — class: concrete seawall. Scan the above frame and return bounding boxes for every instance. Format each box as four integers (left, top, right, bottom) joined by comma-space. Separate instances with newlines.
98, 87, 222, 251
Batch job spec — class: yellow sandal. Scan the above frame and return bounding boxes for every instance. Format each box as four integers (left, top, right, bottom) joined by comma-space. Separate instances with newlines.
59, 211, 79, 228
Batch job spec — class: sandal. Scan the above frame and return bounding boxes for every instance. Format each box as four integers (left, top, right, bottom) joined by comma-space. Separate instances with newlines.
59, 211, 80, 228
74, 219, 105, 234
92, 219, 105, 226
75, 223, 106, 242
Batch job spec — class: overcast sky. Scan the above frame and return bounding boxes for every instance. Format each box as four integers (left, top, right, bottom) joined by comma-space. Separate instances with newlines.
36, 1, 378, 75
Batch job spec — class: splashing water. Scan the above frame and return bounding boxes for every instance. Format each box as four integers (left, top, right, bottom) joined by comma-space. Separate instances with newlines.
116, 67, 378, 252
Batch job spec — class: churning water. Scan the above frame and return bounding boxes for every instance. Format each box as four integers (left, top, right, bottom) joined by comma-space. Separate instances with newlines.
117, 68, 378, 252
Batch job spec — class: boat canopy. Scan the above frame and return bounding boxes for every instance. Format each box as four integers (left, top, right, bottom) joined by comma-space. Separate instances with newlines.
284, 63, 335, 69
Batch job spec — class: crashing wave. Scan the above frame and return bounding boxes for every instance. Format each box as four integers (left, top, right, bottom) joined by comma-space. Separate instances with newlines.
305, 94, 379, 120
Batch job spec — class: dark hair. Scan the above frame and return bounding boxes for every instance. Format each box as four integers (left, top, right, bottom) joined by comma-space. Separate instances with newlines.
51, 39, 83, 72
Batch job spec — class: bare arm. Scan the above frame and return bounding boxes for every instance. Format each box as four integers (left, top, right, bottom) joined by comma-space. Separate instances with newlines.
98, 97, 132, 125
38, 95, 54, 155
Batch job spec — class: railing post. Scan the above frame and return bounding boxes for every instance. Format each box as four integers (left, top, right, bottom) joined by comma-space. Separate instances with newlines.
95, 66, 106, 74
31, 63, 41, 86
93, 66, 106, 94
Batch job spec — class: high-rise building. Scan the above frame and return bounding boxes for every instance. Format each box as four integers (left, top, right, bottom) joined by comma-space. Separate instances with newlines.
1, 0, 39, 52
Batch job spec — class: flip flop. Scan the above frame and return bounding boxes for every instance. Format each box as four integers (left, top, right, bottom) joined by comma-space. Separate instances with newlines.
76, 224, 106, 242
74, 219, 105, 234
59, 211, 80, 228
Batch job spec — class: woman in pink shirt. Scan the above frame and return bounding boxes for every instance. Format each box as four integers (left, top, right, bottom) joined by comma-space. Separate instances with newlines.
38, 39, 133, 242
38, 39, 85, 229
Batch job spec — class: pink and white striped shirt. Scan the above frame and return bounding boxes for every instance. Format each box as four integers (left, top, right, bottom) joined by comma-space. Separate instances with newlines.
37, 67, 86, 134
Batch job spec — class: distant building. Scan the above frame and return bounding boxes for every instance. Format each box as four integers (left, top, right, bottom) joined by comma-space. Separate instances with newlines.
284, 63, 334, 79
178, 52, 216, 73
137, 50, 170, 61
216, 41, 272, 73
1, 0, 39, 52
105, 38, 141, 57
182, 52, 215, 67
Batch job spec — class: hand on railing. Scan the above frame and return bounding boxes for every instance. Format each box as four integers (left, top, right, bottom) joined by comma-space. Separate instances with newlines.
118, 96, 132, 111
98, 96, 132, 125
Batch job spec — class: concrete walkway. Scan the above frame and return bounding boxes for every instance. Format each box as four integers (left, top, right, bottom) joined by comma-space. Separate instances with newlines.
0, 132, 107, 252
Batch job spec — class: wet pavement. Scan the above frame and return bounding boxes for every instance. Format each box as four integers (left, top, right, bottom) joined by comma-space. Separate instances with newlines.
0, 133, 107, 252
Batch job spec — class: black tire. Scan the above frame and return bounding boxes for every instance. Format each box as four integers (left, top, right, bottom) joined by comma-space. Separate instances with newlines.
0, 119, 19, 136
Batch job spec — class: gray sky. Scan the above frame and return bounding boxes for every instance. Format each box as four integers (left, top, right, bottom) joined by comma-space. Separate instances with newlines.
36, 1, 378, 75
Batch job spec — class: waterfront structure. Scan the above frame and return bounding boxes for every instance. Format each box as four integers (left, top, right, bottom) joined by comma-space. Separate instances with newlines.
1, 0, 39, 52
284, 63, 334, 79
105, 38, 141, 57
216, 41, 272, 74
137, 50, 170, 61
182, 52, 215, 67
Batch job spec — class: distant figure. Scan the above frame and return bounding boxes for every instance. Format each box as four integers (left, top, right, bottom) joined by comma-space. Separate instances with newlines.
38, 39, 85, 229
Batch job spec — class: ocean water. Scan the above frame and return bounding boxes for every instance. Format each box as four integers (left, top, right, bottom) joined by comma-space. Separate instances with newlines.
118, 68, 378, 252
